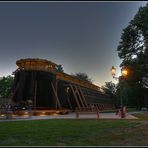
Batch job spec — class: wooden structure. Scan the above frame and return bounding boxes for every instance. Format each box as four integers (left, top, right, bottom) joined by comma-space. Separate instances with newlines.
11, 58, 114, 113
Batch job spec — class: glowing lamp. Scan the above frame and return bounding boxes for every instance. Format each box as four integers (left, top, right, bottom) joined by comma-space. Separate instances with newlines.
111, 66, 116, 77
121, 67, 128, 77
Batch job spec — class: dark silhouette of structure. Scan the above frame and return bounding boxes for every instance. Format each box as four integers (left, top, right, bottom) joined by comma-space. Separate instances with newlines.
11, 58, 113, 112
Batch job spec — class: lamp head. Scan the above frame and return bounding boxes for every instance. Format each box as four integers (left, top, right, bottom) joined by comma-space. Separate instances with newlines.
111, 66, 116, 77
121, 67, 128, 77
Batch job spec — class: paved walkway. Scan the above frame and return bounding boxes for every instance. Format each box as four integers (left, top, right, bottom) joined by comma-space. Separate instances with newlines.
0, 111, 140, 122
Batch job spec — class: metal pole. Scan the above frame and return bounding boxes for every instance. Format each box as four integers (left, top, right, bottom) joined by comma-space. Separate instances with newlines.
120, 96, 123, 108
120, 95, 125, 118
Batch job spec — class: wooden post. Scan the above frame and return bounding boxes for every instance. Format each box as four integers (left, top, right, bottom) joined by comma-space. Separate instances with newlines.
55, 80, 58, 109
51, 82, 62, 110
78, 86, 88, 108
96, 108, 99, 119
67, 96, 73, 110
74, 85, 85, 108
69, 84, 81, 109
17, 70, 26, 101
66, 89, 73, 110
34, 80, 37, 109
11, 82, 20, 102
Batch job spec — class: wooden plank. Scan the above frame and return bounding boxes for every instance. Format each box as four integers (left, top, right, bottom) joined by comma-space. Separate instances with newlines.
17, 71, 26, 100
96, 104, 100, 111
74, 85, 85, 108
55, 80, 58, 109
34, 80, 37, 109
78, 86, 88, 108
56, 72, 100, 91
65, 86, 73, 109
69, 84, 81, 109
51, 82, 62, 110
66, 96, 73, 110
11, 82, 20, 100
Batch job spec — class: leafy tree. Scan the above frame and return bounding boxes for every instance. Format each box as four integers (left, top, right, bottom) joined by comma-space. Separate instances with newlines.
71, 72, 93, 83
0, 75, 14, 98
56, 64, 64, 72
101, 81, 117, 107
116, 3, 148, 109
117, 3, 148, 84
101, 81, 116, 97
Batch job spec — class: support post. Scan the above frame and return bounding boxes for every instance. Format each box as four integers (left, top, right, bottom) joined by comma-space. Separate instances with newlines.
51, 82, 62, 110
34, 80, 37, 110
69, 84, 81, 109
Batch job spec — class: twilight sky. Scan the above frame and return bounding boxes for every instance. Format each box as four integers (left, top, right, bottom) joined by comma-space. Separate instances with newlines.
0, 1, 147, 86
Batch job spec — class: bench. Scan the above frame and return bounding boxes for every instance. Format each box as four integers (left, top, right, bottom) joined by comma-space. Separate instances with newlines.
75, 107, 99, 119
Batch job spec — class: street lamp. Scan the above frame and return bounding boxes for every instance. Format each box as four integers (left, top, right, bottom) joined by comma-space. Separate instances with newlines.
111, 66, 128, 78
121, 67, 128, 77
111, 66, 128, 118
111, 66, 117, 79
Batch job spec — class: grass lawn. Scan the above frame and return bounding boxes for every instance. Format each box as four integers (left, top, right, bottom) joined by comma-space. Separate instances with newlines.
0, 115, 148, 146
132, 112, 148, 120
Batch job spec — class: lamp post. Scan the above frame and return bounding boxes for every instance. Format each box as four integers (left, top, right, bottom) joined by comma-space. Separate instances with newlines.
111, 66, 128, 118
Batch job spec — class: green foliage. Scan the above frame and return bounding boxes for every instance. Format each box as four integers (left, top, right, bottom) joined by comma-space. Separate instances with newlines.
117, 3, 148, 63
133, 113, 148, 120
56, 65, 64, 72
116, 3, 148, 109
101, 81, 116, 97
0, 75, 14, 98
117, 24, 144, 61
101, 82, 117, 107
71, 72, 93, 83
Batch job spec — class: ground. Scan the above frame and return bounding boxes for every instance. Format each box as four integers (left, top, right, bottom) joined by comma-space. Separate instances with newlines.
0, 112, 147, 146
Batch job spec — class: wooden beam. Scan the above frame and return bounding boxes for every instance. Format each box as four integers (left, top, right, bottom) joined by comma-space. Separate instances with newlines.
11, 82, 20, 101
34, 80, 37, 109
78, 86, 88, 108
74, 85, 85, 108
69, 84, 81, 109
51, 82, 62, 110
66, 95, 73, 110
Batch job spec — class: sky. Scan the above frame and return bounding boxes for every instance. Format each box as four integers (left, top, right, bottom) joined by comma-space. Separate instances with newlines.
0, 1, 147, 86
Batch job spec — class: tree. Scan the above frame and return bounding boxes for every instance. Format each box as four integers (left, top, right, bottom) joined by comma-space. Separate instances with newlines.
132, 3, 148, 88
71, 72, 93, 83
101, 81, 117, 107
0, 75, 14, 98
56, 64, 64, 72
101, 81, 116, 97
116, 3, 148, 109
117, 3, 148, 83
